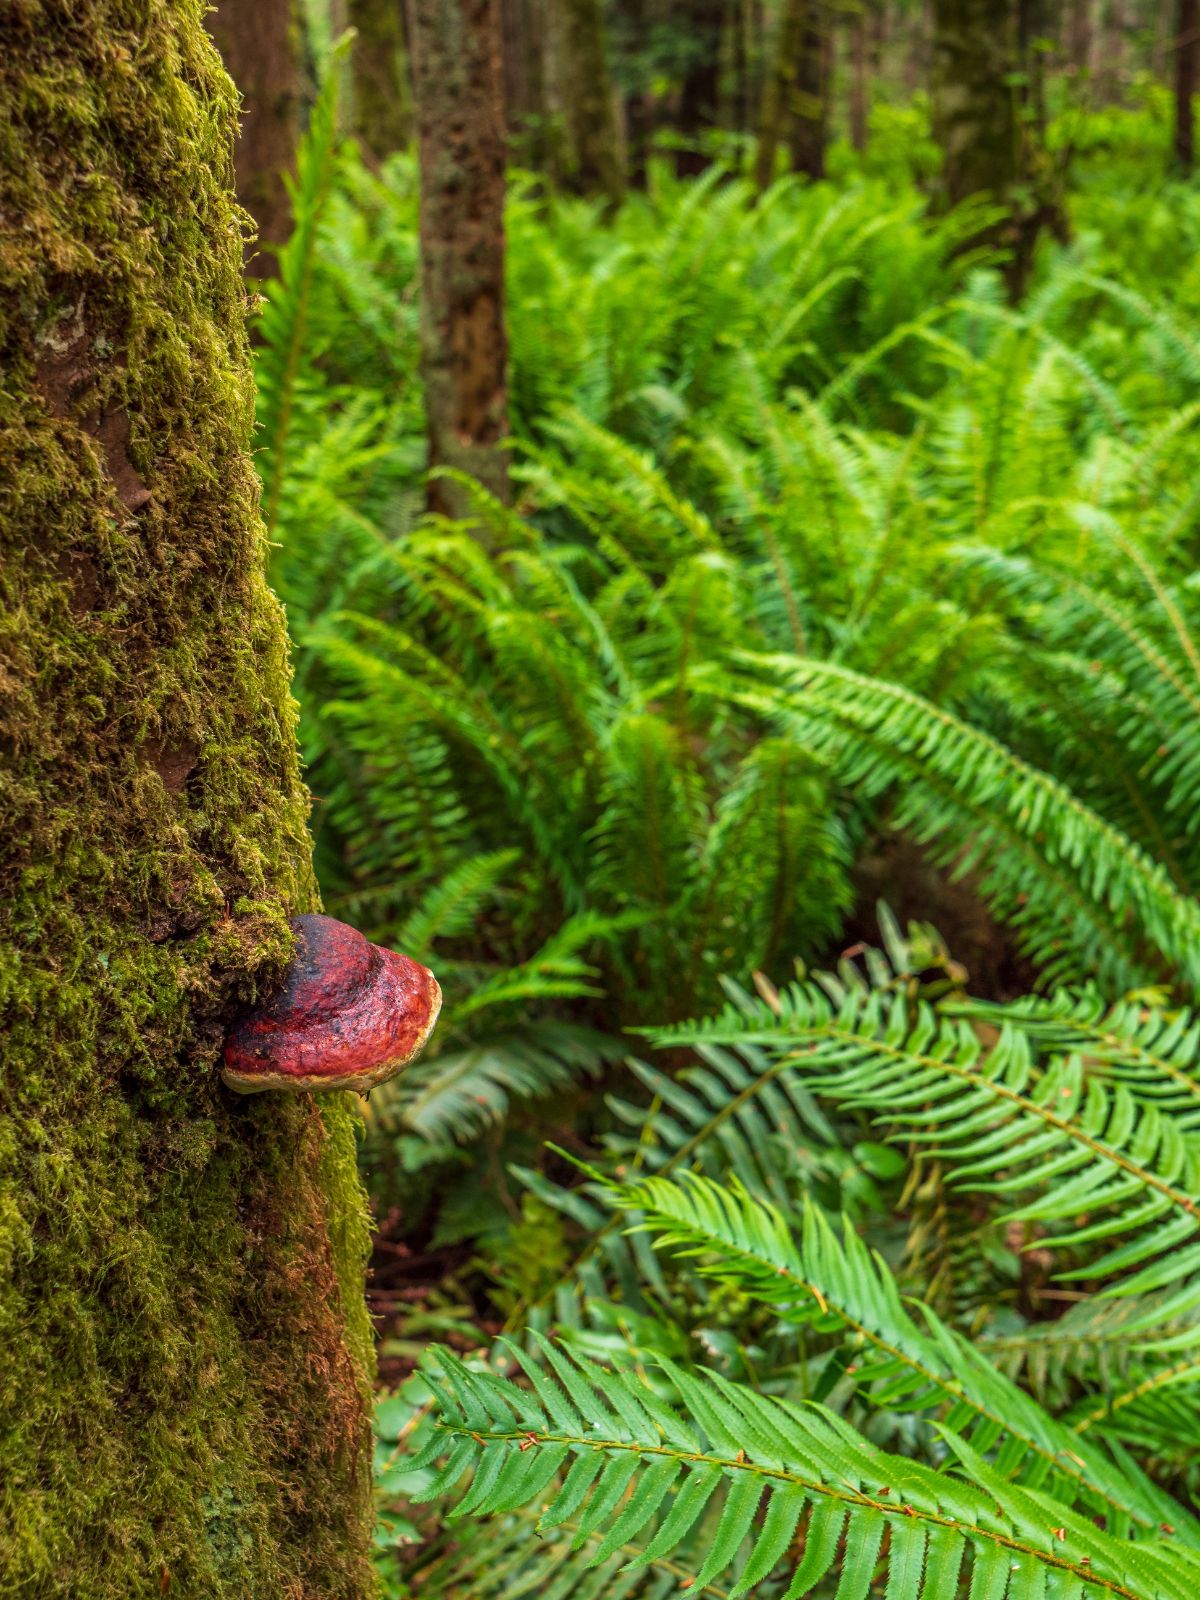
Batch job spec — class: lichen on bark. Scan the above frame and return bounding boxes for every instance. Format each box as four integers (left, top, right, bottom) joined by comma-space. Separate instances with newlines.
0, 3, 375, 1594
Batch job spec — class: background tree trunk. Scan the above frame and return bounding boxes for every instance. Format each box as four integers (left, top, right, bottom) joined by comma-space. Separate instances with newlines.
931, 0, 1062, 297
502, 0, 550, 168
849, 1, 869, 151
558, 0, 626, 204
1176, 0, 1198, 172
347, 0, 412, 164
207, 0, 305, 265
1066, 0, 1096, 82
409, 0, 511, 514
675, 0, 726, 175
932, 0, 1050, 298
931, 0, 1019, 208
786, 7, 827, 178
0, 4, 375, 1594
753, 0, 808, 192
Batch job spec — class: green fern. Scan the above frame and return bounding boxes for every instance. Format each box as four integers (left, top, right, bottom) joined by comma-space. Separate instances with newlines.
734, 655, 1200, 991
649, 980, 1200, 1301
609, 1174, 1194, 1541
415, 1338, 1200, 1600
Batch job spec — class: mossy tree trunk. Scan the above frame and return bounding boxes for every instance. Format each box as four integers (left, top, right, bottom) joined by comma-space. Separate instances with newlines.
410, 0, 511, 515
931, 0, 1020, 209
502, 0, 551, 170
0, 5, 375, 1595
347, 0, 412, 166
207, 0, 305, 266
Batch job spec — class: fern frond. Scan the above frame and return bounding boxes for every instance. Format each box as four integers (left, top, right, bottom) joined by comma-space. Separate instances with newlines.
255, 56, 343, 537
738, 655, 1200, 990
415, 1339, 1200, 1600
611, 1174, 1194, 1541
979, 1293, 1200, 1404
390, 1497, 732, 1600
385, 1023, 620, 1145
392, 850, 523, 960
956, 992, 1200, 1129
647, 980, 1200, 1299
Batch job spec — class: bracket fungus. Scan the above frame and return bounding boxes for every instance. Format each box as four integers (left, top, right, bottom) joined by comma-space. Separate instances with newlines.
222, 914, 441, 1094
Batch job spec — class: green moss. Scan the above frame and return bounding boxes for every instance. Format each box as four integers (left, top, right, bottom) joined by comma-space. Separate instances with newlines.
0, 3, 375, 1594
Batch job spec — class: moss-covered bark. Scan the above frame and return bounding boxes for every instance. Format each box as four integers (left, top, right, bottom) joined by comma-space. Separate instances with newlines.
931, 0, 1021, 210
0, 4, 375, 1595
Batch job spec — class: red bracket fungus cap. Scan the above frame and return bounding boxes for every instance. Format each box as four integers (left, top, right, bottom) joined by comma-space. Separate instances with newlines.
222, 914, 441, 1094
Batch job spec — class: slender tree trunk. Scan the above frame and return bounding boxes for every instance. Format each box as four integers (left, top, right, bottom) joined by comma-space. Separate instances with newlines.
1066, 0, 1096, 82
1103, 0, 1132, 102
627, 87, 655, 189
902, 0, 922, 94
410, 0, 511, 515
347, 0, 412, 164
557, 0, 625, 205
786, 8, 827, 178
1176, 0, 1198, 172
753, 0, 808, 192
502, 0, 549, 166
849, 2, 869, 151
732, 0, 750, 149
627, 41, 655, 189
207, 0, 304, 265
675, 0, 726, 175
932, 0, 1061, 299
932, 0, 1019, 209
0, 5, 374, 1594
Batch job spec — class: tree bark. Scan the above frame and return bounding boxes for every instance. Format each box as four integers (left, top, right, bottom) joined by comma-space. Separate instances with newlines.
849, 1, 869, 151
502, 0, 550, 167
347, 0, 412, 165
207, 0, 304, 265
932, 0, 1020, 209
753, 0, 808, 192
675, 0, 726, 175
931, 0, 1063, 298
731, 0, 750, 150
614, 0, 655, 187
557, 0, 626, 205
1176, 0, 1198, 172
410, 0, 511, 515
786, 7, 827, 179
1066, 0, 1096, 83
0, 4, 375, 1595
